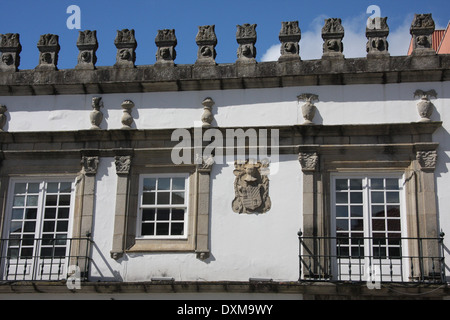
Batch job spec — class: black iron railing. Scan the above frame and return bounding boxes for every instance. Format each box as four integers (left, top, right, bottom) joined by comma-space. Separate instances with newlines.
298, 230, 446, 283
0, 236, 93, 281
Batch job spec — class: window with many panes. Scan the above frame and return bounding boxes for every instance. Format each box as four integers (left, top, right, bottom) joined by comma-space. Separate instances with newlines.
2, 179, 74, 280
332, 175, 404, 260
137, 174, 188, 239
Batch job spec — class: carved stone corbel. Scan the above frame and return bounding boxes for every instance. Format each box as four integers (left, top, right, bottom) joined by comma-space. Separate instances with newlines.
298, 152, 319, 172
114, 155, 132, 175
81, 156, 99, 176
0, 33, 21, 71
416, 150, 437, 172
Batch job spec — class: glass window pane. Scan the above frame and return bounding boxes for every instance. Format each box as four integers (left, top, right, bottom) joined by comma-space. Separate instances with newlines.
56, 221, 68, 232
14, 183, 26, 194
350, 205, 363, 217
372, 205, 385, 217
336, 206, 348, 217
141, 223, 154, 236
371, 192, 384, 203
20, 247, 33, 258
335, 179, 348, 191
172, 192, 185, 205
40, 247, 53, 257
172, 178, 185, 190
43, 221, 55, 232
157, 209, 170, 221
385, 179, 399, 190
172, 209, 185, 221
44, 208, 56, 219
158, 178, 170, 190
371, 179, 384, 189
26, 195, 38, 206
372, 219, 385, 231
25, 208, 37, 219
58, 208, 70, 219
28, 183, 40, 193
156, 223, 169, 235
60, 182, 72, 193
47, 183, 59, 193
351, 219, 363, 231
13, 196, 25, 207
142, 208, 155, 221
386, 192, 399, 203
157, 192, 170, 205
388, 220, 401, 231
336, 219, 348, 231
45, 195, 57, 206
143, 178, 156, 191
350, 192, 362, 204
11, 209, 23, 220
350, 179, 363, 190
142, 192, 155, 205
387, 205, 400, 217
336, 193, 348, 204
10, 221, 22, 233
171, 223, 184, 235
59, 195, 71, 206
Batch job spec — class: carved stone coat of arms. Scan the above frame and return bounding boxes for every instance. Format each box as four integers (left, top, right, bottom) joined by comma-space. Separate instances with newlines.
232, 160, 271, 214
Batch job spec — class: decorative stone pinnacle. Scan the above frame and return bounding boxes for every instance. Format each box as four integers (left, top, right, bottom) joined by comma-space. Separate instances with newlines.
410, 14, 436, 55
36, 34, 60, 70
90, 96, 103, 130
366, 17, 389, 57
0, 33, 21, 71
322, 18, 344, 58
76, 30, 98, 69
236, 24, 257, 63
195, 25, 217, 65
155, 29, 177, 65
114, 29, 137, 68
278, 21, 301, 62
121, 100, 135, 129
414, 89, 437, 122
298, 94, 319, 125
201, 97, 215, 128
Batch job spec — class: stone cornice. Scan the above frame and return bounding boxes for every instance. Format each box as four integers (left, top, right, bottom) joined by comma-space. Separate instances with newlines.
0, 55, 449, 96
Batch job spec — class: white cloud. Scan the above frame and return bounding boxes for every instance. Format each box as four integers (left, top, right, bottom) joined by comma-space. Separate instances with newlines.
260, 13, 418, 61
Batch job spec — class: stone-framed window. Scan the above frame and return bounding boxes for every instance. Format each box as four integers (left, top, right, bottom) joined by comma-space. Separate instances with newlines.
298, 122, 442, 281
110, 152, 213, 260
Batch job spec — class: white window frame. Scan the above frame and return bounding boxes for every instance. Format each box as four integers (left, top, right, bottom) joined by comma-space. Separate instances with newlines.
2, 176, 76, 280
136, 173, 190, 240
330, 172, 409, 280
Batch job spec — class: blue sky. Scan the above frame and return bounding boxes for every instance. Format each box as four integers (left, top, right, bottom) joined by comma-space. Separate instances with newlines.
1, 0, 449, 69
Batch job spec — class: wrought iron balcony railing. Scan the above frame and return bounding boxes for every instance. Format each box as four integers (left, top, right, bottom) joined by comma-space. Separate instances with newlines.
298, 231, 446, 284
0, 237, 93, 281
